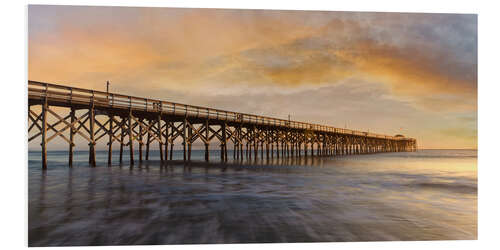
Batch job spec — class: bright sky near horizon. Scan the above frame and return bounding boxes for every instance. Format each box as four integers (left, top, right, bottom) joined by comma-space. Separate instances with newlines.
28, 5, 477, 149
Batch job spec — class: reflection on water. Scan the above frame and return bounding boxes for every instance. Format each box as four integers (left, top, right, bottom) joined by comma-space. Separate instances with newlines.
28, 149, 477, 246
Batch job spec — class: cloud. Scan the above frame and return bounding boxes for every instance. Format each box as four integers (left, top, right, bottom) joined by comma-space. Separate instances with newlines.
28, 6, 477, 149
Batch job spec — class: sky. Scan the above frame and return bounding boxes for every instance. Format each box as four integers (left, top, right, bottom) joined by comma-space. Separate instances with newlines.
28, 5, 477, 149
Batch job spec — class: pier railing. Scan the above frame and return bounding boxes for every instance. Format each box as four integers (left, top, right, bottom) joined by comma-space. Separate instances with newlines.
28, 80, 411, 141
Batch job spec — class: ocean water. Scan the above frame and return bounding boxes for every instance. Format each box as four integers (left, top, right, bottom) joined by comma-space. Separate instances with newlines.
28, 149, 477, 246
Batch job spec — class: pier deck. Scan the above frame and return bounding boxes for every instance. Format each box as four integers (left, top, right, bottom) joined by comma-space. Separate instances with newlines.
28, 80, 417, 169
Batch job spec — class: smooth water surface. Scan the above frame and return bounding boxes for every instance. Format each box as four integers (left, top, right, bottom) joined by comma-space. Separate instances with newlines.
28, 149, 477, 246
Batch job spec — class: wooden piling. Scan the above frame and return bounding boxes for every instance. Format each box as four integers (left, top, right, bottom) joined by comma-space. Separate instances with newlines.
128, 111, 134, 166
41, 99, 48, 170
89, 100, 96, 167
69, 108, 75, 167
164, 121, 169, 161
138, 118, 143, 163
188, 124, 192, 161
158, 115, 164, 163
183, 118, 187, 161
204, 120, 209, 161
222, 123, 227, 162
145, 127, 150, 161
119, 124, 124, 164
107, 114, 113, 166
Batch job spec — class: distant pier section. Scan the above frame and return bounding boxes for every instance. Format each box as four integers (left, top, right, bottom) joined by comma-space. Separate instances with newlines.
28, 81, 417, 169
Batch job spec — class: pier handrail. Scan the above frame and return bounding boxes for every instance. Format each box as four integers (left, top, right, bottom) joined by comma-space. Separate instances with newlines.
28, 80, 415, 141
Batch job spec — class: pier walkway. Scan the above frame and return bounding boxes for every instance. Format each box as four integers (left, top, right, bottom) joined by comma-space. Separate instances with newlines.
28, 80, 417, 169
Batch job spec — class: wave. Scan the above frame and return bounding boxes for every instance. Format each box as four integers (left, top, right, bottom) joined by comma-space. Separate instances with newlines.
408, 182, 477, 194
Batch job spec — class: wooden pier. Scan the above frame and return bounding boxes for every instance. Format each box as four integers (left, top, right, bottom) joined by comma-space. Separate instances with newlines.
28, 80, 417, 169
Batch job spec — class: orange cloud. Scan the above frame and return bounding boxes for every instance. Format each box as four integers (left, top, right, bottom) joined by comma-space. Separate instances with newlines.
28, 6, 477, 149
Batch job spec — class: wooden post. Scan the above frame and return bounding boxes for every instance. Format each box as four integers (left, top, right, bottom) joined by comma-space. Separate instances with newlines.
276, 141, 280, 159
119, 123, 124, 164
128, 111, 134, 166
260, 142, 264, 160
246, 143, 249, 160
41, 99, 48, 170
145, 125, 150, 161
233, 142, 237, 160
253, 127, 258, 160
89, 101, 96, 167
224, 142, 228, 162
222, 123, 227, 162
220, 144, 225, 161
271, 142, 274, 158
170, 142, 174, 160
234, 134, 237, 160
107, 114, 113, 166
158, 115, 164, 163
69, 108, 75, 167
289, 140, 292, 157
266, 141, 269, 160
164, 120, 169, 161
224, 141, 228, 162
169, 122, 174, 160
285, 136, 289, 157
205, 120, 209, 162
281, 140, 285, 158
240, 143, 243, 160
239, 126, 244, 160
138, 118, 143, 163
188, 124, 192, 161
183, 118, 187, 161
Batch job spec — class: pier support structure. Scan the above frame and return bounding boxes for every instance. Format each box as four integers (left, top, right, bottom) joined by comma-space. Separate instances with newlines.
28, 81, 417, 169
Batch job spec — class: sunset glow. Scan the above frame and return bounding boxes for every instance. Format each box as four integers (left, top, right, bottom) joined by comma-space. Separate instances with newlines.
28, 5, 477, 149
